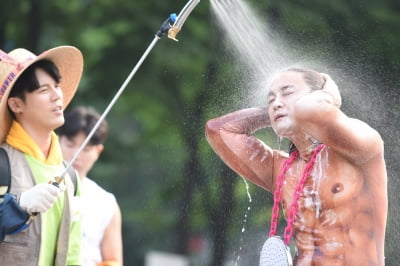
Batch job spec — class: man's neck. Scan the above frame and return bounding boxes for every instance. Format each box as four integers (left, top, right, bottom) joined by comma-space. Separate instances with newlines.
19, 122, 52, 158
290, 134, 320, 161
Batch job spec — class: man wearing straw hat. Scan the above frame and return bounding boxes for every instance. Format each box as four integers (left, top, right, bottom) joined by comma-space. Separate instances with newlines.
0, 46, 84, 266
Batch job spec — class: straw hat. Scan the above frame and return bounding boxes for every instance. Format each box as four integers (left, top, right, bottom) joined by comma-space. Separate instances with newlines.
0, 46, 83, 143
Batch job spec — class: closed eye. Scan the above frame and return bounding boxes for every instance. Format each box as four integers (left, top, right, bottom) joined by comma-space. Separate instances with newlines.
268, 96, 275, 104
281, 85, 295, 96
282, 91, 294, 96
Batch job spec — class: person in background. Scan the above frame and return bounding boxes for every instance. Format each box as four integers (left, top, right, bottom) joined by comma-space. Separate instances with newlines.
205, 67, 387, 265
57, 105, 123, 266
0, 46, 84, 266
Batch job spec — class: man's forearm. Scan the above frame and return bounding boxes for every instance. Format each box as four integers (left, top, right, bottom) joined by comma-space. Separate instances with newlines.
206, 107, 270, 136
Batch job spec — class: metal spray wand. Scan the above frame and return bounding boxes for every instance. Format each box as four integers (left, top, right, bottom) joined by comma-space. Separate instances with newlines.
54, 0, 201, 184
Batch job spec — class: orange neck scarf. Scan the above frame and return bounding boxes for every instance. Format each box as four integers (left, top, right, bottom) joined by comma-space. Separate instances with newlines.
6, 120, 63, 165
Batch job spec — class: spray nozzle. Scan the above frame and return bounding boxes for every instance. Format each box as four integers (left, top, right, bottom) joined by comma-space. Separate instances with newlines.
155, 0, 200, 41
168, 0, 200, 41
156, 13, 177, 38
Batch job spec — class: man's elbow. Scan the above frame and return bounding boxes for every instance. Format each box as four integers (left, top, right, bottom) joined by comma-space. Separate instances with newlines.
205, 118, 220, 139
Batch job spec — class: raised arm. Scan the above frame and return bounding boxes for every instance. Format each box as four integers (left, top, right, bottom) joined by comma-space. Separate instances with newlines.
294, 76, 384, 164
205, 107, 280, 191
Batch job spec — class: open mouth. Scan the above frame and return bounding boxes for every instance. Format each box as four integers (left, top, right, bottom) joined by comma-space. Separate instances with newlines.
274, 114, 285, 121
53, 106, 63, 112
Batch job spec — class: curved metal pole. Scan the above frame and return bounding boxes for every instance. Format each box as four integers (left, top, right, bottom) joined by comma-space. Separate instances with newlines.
58, 36, 160, 179
168, 0, 201, 41
56, 0, 201, 182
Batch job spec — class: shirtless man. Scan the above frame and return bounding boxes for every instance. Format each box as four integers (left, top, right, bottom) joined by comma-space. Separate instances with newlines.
205, 68, 387, 265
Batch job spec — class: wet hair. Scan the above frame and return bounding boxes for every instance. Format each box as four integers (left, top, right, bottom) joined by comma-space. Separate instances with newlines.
285, 67, 326, 91
10, 59, 61, 100
56, 106, 108, 146
282, 67, 325, 154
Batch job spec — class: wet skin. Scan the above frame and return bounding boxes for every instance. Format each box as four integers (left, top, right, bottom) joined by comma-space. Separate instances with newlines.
205, 71, 387, 265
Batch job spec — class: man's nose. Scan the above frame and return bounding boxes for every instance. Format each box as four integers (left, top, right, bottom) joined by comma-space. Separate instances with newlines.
51, 86, 63, 101
272, 97, 283, 110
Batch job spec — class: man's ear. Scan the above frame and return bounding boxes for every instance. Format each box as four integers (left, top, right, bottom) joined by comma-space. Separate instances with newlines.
7, 97, 24, 114
96, 144, 104, 155
320, 73, 342, 108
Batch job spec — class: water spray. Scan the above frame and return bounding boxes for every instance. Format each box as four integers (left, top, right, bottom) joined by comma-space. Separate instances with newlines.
53, 0, 201, 184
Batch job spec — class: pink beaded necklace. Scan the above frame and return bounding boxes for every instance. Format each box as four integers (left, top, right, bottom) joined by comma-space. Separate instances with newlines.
268, 144, 325, 245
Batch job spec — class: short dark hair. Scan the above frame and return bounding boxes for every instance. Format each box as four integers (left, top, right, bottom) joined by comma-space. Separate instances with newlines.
10, 59, 61, 100
57, 106, 108, 145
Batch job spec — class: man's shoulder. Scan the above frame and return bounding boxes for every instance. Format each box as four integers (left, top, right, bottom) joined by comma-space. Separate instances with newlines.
82, 178, 117, 211
83, 178, 115, 198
